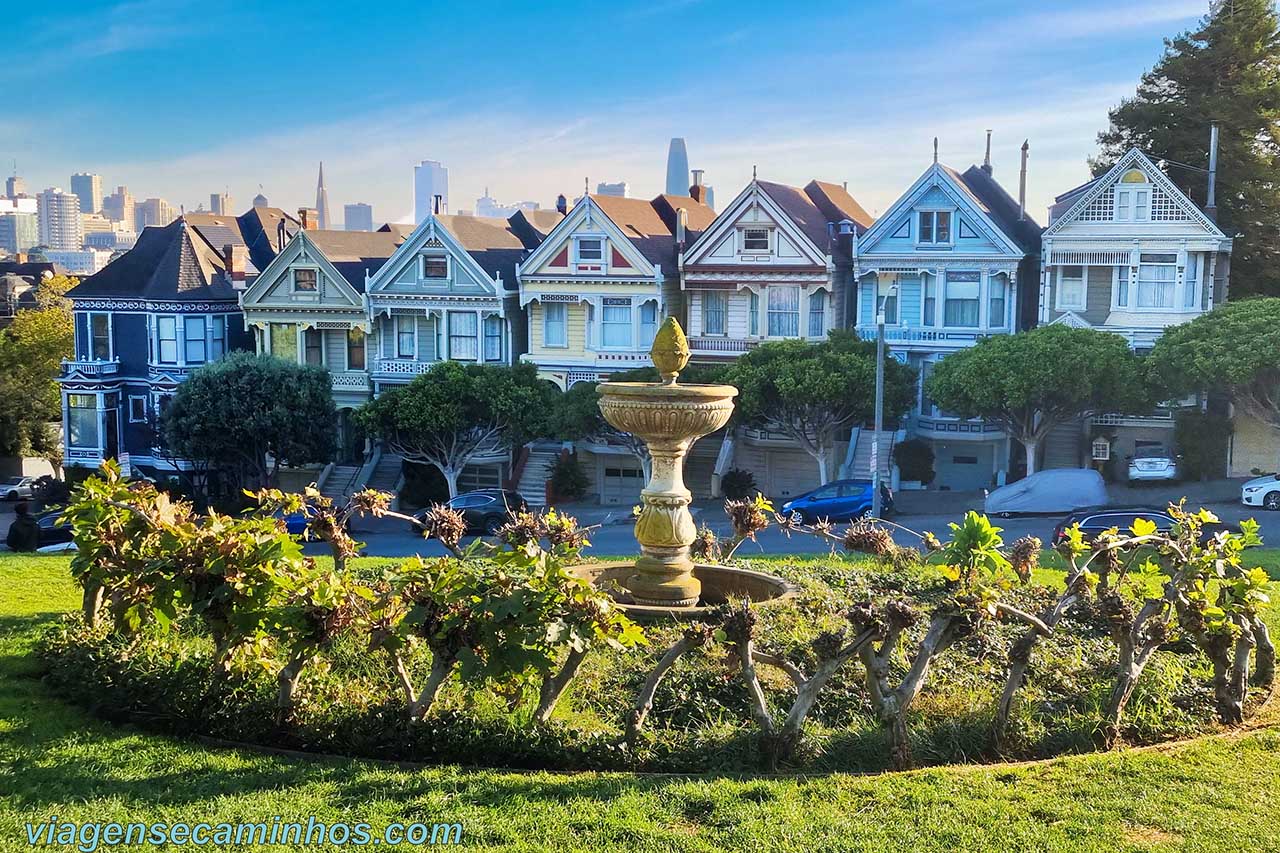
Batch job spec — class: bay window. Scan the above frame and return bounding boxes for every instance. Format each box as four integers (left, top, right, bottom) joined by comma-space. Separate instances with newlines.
767, 286, 800, 336
157, 316, 178, 364
395, 315, 415, 358
748, 291, 759, 336
1136, 254, 1177, 308
1057, 266, 1085, 310
808, 290, 826, 337
304, 328, 324, 365
346, 327, 366, 370
703, 291, 726, 335
639, 302, 658, 347
483, 316, 503, 361
448, 312, 479, 360
210, 315, 226, 360
601, 298, 632, 348
89, 313, 111, 360
184, 316, 207, 363
67, 394, 98, 448
1184, 254, 1200, 308
923, 276, 936, 325
943, 271, 980, 327
543, 302, 567, 347
988, 276, 1007, 327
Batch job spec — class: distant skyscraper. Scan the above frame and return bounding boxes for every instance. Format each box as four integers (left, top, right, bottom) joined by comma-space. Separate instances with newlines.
0, 212, 38, 253
343, 202, 374, 232
210, 192, 233, 215
134, 197, 175, 232
596, 181, 629, 198
5, 174, 26, 198
253, 191, 269, 208
665, 138, 690, 197
70, 173, 103, 214
475, 189, 540, 219
37, 188, 83, 250
102, 186, 134, 225
315, 162, 331, 230
414, 160, 449, 223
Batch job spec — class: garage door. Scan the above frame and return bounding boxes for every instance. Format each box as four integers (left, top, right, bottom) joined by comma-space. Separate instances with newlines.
459, 464, 503, 492
602, 464, 645, 505
768, 450, 820, 501
933, 442, 994, 491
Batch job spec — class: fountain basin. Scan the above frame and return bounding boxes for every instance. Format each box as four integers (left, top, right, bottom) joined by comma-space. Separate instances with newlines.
595, 381, 737, 440
569, 561, 797, 622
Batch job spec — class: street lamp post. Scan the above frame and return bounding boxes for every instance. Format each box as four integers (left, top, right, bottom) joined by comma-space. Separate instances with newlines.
871, 284, 897, 519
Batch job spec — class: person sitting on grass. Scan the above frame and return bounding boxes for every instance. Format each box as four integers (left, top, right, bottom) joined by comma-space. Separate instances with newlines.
5, 502, 39, 552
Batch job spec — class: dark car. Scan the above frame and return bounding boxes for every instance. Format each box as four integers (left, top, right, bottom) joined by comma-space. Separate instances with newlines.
35, 509, 74, 547
415, 489, 528, 536
780, 480, 894, 524
1051, 505, 1232, 546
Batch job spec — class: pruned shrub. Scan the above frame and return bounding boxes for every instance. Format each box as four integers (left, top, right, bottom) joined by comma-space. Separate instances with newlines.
893, 438, 935, 485
720, 468, 758, 500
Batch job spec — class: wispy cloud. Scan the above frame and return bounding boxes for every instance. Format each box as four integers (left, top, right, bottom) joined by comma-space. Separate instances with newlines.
1004, 0, 1205, 41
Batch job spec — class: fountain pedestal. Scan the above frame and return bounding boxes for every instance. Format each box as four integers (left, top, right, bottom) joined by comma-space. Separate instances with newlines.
596, 319, 736, 608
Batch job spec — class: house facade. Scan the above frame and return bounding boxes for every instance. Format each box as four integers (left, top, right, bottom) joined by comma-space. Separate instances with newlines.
239, 229, 402, 464
1038, 146, 1233, 470
680, 178, 875, 499
853, 153, 1042, 491
58, 216, 269, 478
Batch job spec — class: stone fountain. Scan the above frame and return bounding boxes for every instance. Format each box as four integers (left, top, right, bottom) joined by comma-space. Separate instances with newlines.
570, 318, 795, 619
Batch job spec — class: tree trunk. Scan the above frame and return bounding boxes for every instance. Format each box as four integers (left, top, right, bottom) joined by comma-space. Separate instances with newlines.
276, 653, 309, 724
811, 446, 829, 486
82, 583, 104, 629
1023, 437, 1039, 476
627, 634, 702, 744
994, 594, 1078, 748
1223, 624, 1256, 725
887, 710, 913, 770
534, 647, 588, 723
410, 655, 456, 720
391, 651, 416, 705
1252, 615, 1275, 692
440, 467, 460, 500
1103, 659, 1141, 748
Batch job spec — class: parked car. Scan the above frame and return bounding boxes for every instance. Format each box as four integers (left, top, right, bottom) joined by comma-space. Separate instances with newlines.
780, 480, 894, 524
984, 468, 1108, 517
2, 476, 35, 501
1241, 474, 1280, 511
414, 489, 528, 535
1127, 445, 1180, 483
34, 508, 73, 547
1052, 505, 1234, 546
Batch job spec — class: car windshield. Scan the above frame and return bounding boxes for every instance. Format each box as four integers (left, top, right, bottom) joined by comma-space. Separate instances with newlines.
3, 477, 26, 485
1133, 447, 1168, 459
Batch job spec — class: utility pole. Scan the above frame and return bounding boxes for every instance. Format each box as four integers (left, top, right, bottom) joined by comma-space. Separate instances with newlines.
871, 283, 897, 518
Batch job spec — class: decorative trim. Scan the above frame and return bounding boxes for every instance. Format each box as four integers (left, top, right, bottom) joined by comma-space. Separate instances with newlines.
71, 298, 237, 312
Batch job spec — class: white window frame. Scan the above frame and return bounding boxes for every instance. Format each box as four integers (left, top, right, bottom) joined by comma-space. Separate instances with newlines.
807, 289, 827, 337
600, 298, 634, 350
542, 302, 568, 348
702, 290, 727, 335
420, 254, 449, 280
66, 393, 100, 450
395, 314, 417, 358
1115, 172, 1152, 222
1056, 266, 1086, 311
748, 290, 760, 336
447, 311, 479, 361
875, 278, 899, 326
988, 274, 1007, 328
766, 286, 801, 337
291, 266, 319, 294
1112, 266, 1130, 309
573, 235, 606, 272
184, 315, 209, 364
1135, 253, 1179, 310
87, 311, 113, 361
156, 315, 179, 365
483, 315, 503, 362
127, 395, 148, 423
942, 271, 981, 328
210, 314, 226, 360
740, 227, 772, 254
639, 300, 658, 347
916, 209, 954, 246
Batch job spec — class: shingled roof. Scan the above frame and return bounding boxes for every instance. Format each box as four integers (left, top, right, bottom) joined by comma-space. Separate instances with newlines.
302, 229, 402, 292
435, 214, 531, 289
67, 219, 235, 302
588, 193, 715, 268
954, 165, 1043, 253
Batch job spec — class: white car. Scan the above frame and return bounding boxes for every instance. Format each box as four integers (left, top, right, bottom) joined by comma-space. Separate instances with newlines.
1241, 474, 1280, 511
1127, 447, 1180, 483
2, 476, 35, 501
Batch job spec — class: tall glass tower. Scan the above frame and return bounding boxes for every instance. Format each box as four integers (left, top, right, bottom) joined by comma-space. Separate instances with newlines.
665, 138, 689, 196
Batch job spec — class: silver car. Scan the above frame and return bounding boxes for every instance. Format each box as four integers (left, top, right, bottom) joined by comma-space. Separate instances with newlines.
1127, 446, 1180, 483
2, 476, 35, 501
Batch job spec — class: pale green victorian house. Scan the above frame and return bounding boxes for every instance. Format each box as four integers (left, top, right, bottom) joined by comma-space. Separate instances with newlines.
239, 227, 403, 472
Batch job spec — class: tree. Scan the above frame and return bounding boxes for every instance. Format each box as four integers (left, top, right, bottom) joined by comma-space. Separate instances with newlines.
0, 275, 75, 459
925, 326, 1148, 475
725, 332, 915, 485
1092, 0, 1280, 297
358, 361, 556, 498
1148, 299, 1280, 465
162, 353, 336, 492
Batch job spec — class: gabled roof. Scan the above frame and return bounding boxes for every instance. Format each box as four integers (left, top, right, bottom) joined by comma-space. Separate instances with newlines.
434, 214, 533, 288
377, 222, 416, 242
235, 206, 301, 271
240, 229, 374, 307
587, 193, 715, 268
955, 166, 1043, 253
300, 229, 401, 291
68, 218, 234, 303
508, 209, 565, 245
805, 181, 875, 233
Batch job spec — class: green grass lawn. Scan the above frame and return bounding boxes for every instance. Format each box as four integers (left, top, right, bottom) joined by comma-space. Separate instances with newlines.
4, 554, 1280, 851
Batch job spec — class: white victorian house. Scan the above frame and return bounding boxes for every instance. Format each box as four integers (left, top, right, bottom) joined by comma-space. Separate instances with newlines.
1038, 146, 1234, 470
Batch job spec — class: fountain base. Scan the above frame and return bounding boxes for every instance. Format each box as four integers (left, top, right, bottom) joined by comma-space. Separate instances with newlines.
569, 561, 797, 622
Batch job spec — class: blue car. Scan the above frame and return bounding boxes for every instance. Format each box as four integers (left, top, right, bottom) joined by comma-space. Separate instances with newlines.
780, 480, 894, 524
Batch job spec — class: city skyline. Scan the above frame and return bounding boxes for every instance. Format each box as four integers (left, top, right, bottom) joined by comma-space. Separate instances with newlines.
4, 1, 1210, 224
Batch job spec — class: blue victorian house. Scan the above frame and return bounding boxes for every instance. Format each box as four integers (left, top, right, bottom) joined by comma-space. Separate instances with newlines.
59, 209, 296, 478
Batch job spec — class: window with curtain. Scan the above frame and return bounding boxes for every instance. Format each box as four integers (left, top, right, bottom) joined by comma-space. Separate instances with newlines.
448, 312, 479, 360
67, 394, 98, 448
639, 302, 658, 347
304, 328, 324, 365
210, 316, 226, 360
703, 291, 726, 335
876, 279, 898, 324
748, 291, 759, 335
271, 323, 297, 362
292, 268, 318, 292
395, 315, 415, 358
184, 316, 208, 363
157, 316, 178, 364
1137, 254, 1177, 308
89, 313, 110, 360
918, 211, 952, 244
767, 286, 800, 336
1057, 266, 1085, 310
808, 290, 826, 336
483, 316, 502, 361
543, 302, 567, 347
988, 276, 1006, 327
923, 277, 935, 325
421, 256, 448, 278
1116, 267, 1129, 307
347, 328, 365, 370
1184, 254, 1199, 308
601, 299, 632, 347
944, 271, 980, 327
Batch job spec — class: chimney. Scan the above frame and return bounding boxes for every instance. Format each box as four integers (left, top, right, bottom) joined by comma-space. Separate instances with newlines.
556, 193, 568, 215
276, 218, 286, 250
982, 130, 993, 175
689, 169, 709, 205
1018, 140, 1029, 222
433, 194, 442, 215
675, 207, 687, 249
1205, 123, 1219, 222
223, 243, 247, 288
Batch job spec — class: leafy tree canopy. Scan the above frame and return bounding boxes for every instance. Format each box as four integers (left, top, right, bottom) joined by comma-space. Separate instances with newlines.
162, 352, 336, 489
1093, 0, 1280, 296
925, 325, 1149, 473
0, 275, 75, 458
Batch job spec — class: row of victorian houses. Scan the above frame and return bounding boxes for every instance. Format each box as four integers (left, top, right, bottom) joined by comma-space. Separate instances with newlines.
57, 139, 1257, 507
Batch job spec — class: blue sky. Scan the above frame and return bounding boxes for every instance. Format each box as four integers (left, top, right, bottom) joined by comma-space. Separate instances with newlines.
5, 0, 1210, 225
